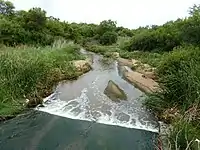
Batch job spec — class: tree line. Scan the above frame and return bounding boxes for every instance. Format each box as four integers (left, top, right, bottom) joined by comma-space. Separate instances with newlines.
1, 0, 200, 53
124, 5, 200, 52
0, 0, 135, 46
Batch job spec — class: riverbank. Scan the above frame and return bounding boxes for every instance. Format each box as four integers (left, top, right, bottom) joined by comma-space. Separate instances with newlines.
85, 44, 160, 93
0, 43, 91, 121
84, 43, 200, 149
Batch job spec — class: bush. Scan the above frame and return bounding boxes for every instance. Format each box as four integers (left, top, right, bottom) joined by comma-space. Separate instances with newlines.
85, 44, 119, 56
0, 43, 83, 116
145, 46, 200, 112
180, 16, 200, 45
99, 31, 118, 45
0, 17, 27, 45
168, 119, 200, 150
180, 4, 200, 45
124, 29, 181, 52
143, 46, 200, 150
97, 20, 117, 36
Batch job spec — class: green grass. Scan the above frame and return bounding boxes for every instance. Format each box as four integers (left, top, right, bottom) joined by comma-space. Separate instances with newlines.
84, 37, 165, 67
85, 42, 164, 67
85, 44, 119, 56
118, 50, 165, 67
143, 46, 200, 150
0, 42, 84, 116
146, 46, 200, 112
167, 119, 200, 150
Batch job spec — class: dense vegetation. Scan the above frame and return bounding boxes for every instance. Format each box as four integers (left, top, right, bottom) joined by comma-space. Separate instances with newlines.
1, 0, 200, 149
0, 42, 85, 116
0, 0, 125, 46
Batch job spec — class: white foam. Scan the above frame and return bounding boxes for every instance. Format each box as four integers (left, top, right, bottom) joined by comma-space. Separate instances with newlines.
37, 88, 159, 133
115, 61, 119, 76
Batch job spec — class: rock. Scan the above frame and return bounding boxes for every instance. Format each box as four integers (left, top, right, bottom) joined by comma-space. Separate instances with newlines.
38, 104, 45, 107
143, 63, 151, 69
117, 58, 133, 67
143, 71, 157, 80
131, 59, 139, 65
131, 59, 154, 70
73, 60, 91, 73
130, 59, 158, 80
117, 57, 159, 92
122, 68, 159, 93
104, 80, 127, 102
27, 98, 43, 108
112, 52, 120, 58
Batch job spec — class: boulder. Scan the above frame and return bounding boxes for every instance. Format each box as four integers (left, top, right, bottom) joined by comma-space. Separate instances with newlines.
73, 60, 91, 73
142, 71, 157, 80
122, 68, 159, 93
26, 98, 43, 108
117, 58, 133, 67
112, 52, 120, 58
104, 80, 127, 102
131, 59, 157, 80
131, 59, 139, 65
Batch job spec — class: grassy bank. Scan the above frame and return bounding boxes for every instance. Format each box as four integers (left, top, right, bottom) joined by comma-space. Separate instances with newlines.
0, 43, 85, 117
145, 46, 200, 149
85, 43, 164, 67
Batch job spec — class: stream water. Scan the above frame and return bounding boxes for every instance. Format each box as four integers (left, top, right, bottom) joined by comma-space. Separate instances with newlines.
0, 50, 159, 150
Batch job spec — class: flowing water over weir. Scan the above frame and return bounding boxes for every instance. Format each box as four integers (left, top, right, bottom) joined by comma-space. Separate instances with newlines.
0, 50, 159, 150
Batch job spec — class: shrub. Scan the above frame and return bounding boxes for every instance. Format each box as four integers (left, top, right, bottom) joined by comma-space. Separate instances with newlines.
97, 20, 117, 36
180, 16, 200, 45
99, 31, 118, 45
0, 18, 27, 45
180, 4, 200, 45
168, 119, 200, 150
0, 43, 83, 116
124, 30, 181, 52
146, 46, 200, 112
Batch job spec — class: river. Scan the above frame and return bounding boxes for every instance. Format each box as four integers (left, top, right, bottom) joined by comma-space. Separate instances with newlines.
0, 50, 159, 150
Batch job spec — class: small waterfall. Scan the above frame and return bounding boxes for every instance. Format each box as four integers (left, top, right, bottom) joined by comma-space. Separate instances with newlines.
37, 52, 159, 133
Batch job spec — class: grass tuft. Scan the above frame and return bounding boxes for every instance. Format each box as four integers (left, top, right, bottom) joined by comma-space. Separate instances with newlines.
0, 43, 83, 116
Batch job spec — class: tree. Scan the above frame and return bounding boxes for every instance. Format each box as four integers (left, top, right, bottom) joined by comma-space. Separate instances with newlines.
180, 4, 200, 45
99, 31, 118, 45
23, 7, 47, 31
46, 18, 64, 37
0, 0, 14, 15
79, 24, 96, 37
0, 17, 26, 45
151, 25, 159, 30
118, 28, 134, 37
97, 20, 117, 36
189, 4, 200, 16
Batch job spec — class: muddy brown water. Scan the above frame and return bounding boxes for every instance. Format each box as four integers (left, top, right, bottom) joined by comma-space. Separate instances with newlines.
0, 49, 159, 150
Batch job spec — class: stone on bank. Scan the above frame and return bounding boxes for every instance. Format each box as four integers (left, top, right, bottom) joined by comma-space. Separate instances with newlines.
73, 60, 92, 73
